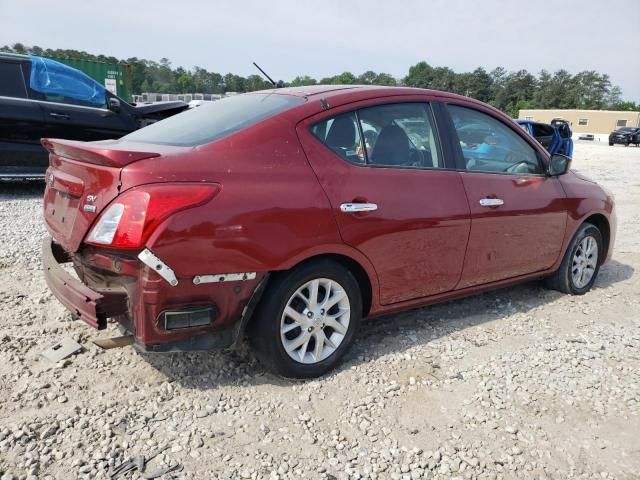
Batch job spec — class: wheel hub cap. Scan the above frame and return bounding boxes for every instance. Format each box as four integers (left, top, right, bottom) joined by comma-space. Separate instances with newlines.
280, 278, 351, 365
571, 235, 598, 289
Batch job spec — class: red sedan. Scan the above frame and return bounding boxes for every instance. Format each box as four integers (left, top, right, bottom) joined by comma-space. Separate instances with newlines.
42, 86, 616, 378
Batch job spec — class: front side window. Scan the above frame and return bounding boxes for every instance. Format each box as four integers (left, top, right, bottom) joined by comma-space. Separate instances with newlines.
311, 103, 442, 169
448, 105, 542, 175
29, 56, 106, 108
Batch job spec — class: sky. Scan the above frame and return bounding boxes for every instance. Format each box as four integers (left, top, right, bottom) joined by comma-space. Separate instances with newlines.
1, 0, 639, 101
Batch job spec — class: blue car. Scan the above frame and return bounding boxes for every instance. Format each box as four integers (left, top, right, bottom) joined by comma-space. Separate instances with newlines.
516, 119, 573, 157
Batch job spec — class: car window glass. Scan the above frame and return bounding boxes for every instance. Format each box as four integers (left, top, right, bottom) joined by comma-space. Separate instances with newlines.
310, 112, 365, 164
448, 105, 542, 175
358, 103, 442, 168
124, 93, 304, 146
532, 123, 554, 137
311, 103, 442, 169
0, 62, 27, 98
29, 56, 107, 108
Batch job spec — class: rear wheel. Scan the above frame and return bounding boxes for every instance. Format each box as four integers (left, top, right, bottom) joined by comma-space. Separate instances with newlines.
545, 222, 602, 295
609, 142, 614, 146
249, 259, 362, 378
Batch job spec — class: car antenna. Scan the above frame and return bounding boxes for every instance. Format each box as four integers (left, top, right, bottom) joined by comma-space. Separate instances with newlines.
253, 62, 278, 87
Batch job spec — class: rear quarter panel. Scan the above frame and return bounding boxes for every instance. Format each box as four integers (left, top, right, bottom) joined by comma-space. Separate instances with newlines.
121, 115, 347, 278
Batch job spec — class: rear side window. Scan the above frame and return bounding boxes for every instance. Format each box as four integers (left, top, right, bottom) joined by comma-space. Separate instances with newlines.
124, 93, 304, 146
311, 102, 443, 169
448, 105, 542, 175
310, 112, 365, 164
0, 62, 27, 98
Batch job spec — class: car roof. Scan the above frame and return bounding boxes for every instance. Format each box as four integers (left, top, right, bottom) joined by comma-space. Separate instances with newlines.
255, 85, 491, 121
0, 51, 29, 62
260, 84, 464, 101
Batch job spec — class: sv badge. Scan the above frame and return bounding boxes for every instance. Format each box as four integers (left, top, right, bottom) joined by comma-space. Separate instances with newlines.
83, 194, 98, 213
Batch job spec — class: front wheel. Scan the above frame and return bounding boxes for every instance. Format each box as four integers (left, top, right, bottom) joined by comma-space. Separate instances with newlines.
545, 222, 602, 295
249, 259, 362, 378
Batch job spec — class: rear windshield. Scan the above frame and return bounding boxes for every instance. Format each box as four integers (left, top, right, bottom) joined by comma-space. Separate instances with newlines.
123, 93, 304, 146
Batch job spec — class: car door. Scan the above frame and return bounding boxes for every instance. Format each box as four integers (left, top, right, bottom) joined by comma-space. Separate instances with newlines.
0, 59, 48, 176
39, 94, 135, 142
27, 57, 136, 141
297, 99, 471, 305
444, 103, 567, 288
531, 122, 561, 154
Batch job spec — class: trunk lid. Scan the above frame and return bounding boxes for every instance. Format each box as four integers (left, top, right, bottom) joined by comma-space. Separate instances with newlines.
42, 139, 161, 252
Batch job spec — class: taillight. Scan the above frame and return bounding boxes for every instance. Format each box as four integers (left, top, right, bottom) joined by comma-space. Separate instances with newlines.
86, 184, 220, 249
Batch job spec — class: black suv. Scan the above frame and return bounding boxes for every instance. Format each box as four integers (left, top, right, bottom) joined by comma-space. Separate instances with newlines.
608, 127, 640, 146
0, 52, 188, 178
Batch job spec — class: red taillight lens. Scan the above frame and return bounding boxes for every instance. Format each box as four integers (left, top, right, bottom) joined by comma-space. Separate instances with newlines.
86, 184, 220, 249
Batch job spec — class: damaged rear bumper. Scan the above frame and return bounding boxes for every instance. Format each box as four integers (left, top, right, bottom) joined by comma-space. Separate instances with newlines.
42, 237, 128, 329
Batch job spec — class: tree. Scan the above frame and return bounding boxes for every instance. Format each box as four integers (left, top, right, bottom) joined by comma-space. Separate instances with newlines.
176, 73, 195, 93
245, 74, 271, 91
330, 72, 357, 84
1, 42, 633, 109
223, 73, 245, 93
290, 75, 317, 86
11, 43, 27, 54
358, 70, 377, 84
373, 73, 397, 86
403, 61, 435, 88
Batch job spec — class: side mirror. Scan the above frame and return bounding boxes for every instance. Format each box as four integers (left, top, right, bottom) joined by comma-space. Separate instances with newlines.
108, 97, 121, 113
548, 154, 571, 176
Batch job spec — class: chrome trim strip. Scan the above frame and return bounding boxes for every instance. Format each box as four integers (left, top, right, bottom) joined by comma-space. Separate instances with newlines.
0, 95, 109, 112
193, 272, 257, 285
0, 173, 46, 179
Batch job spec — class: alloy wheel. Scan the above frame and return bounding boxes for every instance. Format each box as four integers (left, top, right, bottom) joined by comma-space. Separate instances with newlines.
280, 278, 351, 364
571, 235, 598, 289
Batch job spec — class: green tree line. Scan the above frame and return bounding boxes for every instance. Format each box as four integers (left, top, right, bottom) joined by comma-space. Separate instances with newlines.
3, 43, 637, 117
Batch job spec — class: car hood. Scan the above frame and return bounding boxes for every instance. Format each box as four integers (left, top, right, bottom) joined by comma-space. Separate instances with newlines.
571, 169, 598, 184
133, 101, 189, 115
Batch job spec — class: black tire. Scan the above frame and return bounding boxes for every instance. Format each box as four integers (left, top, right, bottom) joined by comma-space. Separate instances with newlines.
609, 142, 614, 146
545, 222, 603, 295
249, 259, 362, 378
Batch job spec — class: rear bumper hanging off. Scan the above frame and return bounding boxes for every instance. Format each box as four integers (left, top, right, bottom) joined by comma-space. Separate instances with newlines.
42, 237, 128, 329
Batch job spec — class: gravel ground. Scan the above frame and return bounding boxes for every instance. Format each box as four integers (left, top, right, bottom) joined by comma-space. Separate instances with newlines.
0, 141, 638, 480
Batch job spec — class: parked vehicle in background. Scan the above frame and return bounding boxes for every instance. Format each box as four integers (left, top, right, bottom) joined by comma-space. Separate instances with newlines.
608, 127, 640, 146
42, 86, 616, 378
550, 118, 573, 156
0, 53, 188, 179
516, 119, 573, 157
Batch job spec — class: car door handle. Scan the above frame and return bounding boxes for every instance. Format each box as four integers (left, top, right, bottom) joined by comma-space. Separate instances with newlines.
340, 203, 378, 213
49, 112, 70, 120
479, 198, 504, 207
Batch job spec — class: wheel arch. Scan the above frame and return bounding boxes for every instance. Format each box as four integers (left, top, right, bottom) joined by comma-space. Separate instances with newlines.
289, 253, 374, 318
583, 213, 610, 261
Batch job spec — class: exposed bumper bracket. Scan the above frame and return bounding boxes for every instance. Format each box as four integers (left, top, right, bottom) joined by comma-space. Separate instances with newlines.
138, 248, 178, 286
